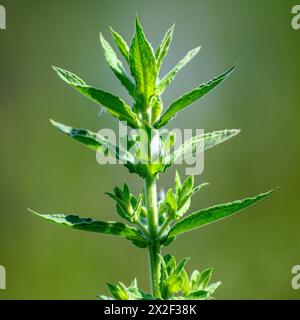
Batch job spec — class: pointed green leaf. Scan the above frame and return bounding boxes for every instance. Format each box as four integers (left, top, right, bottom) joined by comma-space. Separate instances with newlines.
185, 290, 209, 300
50, 119, 135, 164
99, 33, 135, 96
168, 129, 240, 165
168, 189, 275, 238
181, 270, 191, 295
198, 268, 213, 289
156, 24, 175, 71
53, 66, 140, 128
174, 171, 181, 193
206, 281, 222, 295
107, 283, 129, 300
157, 47, 201, 95
174, 257, 190, 276
110, 27, 130, 62
28, 209, 147, 247
154, 65, 236, 128
129, 16, 158, 114
162, 130, 240, 171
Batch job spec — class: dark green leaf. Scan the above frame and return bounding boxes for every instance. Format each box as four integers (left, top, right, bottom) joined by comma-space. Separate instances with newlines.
154, 65, 236, 128
169, 189, 276, 238
185, 290, 209, 300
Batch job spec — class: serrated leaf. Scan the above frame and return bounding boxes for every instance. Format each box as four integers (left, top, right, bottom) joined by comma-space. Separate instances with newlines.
154, 65, 236, 128
156, 24, 175, 71
50, 119, 135, 164
157, 47, 200, 95
28, 209, 147, 247
53, 66, 140, 128
110, 27, 130, 62
99, 33, 135, 96
129, 16, 158, 116
168, 189, 275, 238
168, 129, 240, 165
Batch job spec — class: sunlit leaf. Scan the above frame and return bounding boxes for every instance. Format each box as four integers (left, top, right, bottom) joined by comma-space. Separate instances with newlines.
154, 65, 236, 128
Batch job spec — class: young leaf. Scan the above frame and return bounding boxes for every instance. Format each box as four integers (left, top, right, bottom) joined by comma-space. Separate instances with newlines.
156, 24, 175, 71
107, 283, 129, 300
154, 65, 236, 128
174, 257, 190, 276
198, 268, 213, 289
157, 47, 201, 95
28, 209, 147, 248
174, 170, 181, 193
129, 16, 158, 114
99, 33, 135, 96
168, 189, 276, 238
52, 66, 140, 128
185, 290, 209, 300
110, 27, 130, 62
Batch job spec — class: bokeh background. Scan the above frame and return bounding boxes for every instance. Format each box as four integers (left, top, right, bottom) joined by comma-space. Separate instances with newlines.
0, 0, 299, 300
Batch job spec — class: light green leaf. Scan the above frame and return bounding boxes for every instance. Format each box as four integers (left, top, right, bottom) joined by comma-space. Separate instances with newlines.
110, 27, 130, 62
157, 47, 201, 95
168, 129, 241, 165
52, 66, 140, 128
174, 170, 181, 193
129, 16, 158, 114
154, 65, 236, 128
99, 33, 135, 96
168, 189, 276, 238
206, 281, 222, 295
156, 24, 175, 71
28, 209, 147, 247
50, 119, 135, 164
161, 275, 183, 299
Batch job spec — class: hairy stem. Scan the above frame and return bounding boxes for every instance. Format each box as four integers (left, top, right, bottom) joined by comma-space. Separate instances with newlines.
148, 242, 161, 298
144, 176, 159, 238
144, 176, 161, 297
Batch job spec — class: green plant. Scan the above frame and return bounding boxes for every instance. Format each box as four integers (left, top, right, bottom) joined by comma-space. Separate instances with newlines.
29, 16, 275, 300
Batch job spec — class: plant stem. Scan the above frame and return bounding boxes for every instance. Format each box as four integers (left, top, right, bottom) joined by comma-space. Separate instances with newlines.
148, 242, 161, 298
144, 176, 158, 238
144, 175, 161, 297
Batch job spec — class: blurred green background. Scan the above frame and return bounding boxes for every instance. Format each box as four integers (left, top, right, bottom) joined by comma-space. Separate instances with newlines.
0, 0, 299, 300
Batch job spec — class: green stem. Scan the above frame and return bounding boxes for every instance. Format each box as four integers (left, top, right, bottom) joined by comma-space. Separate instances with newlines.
144, 176, 161, 297
148, 242, 161, 298
144, 176, 158, 238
